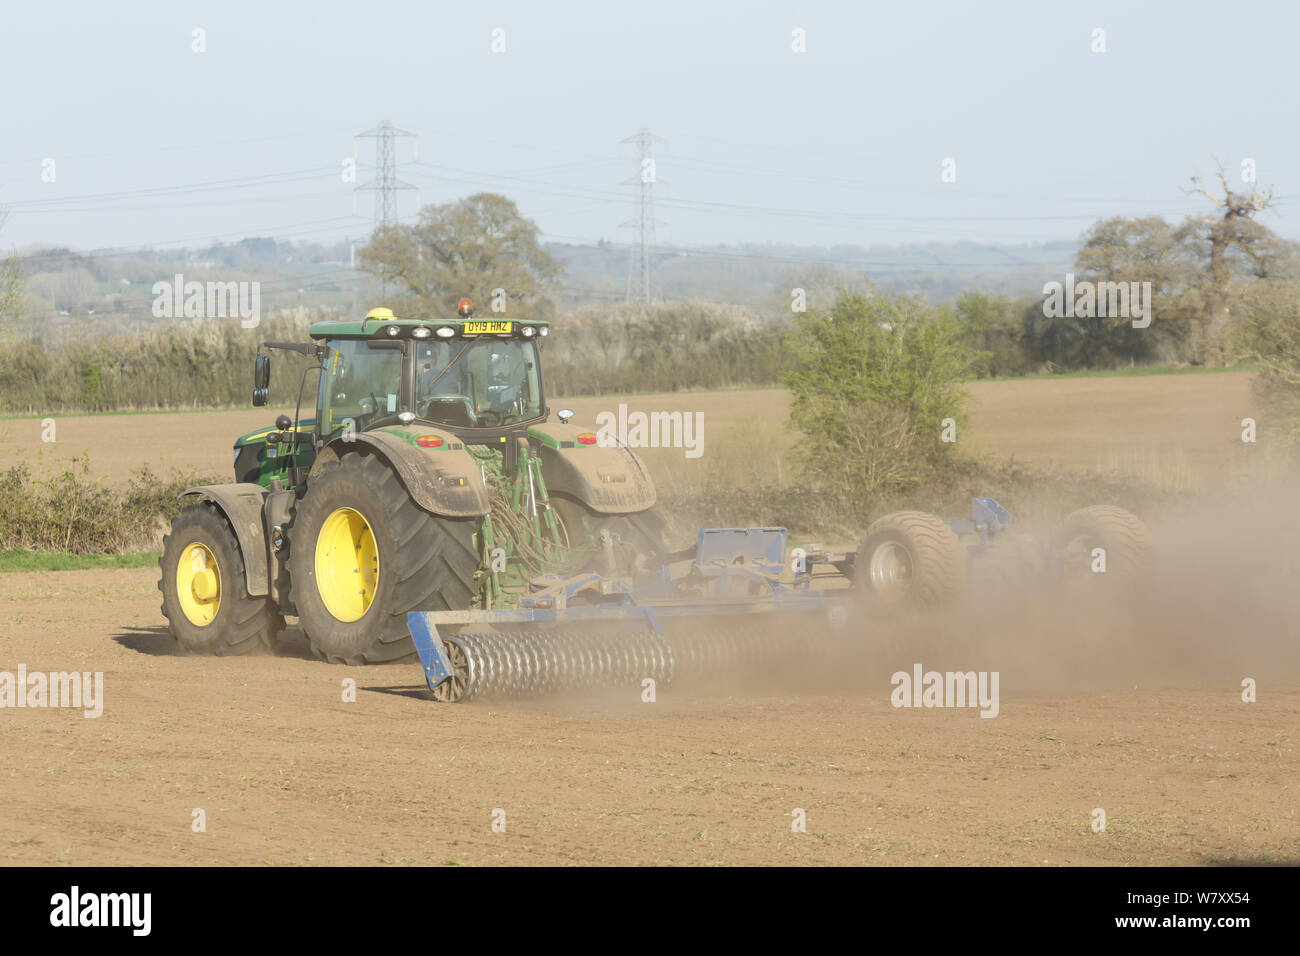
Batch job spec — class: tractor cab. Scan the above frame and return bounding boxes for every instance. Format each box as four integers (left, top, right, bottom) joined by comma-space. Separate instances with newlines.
239, 300, 551, 486
308, 301, 549, 440
318, 302, 547, 439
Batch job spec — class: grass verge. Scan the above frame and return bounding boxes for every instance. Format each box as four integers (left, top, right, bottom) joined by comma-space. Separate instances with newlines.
0, 549, 159, 572
981, 363, 1260, 383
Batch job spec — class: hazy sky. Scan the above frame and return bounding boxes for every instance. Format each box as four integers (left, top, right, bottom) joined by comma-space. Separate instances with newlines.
2, 0, 1296, 254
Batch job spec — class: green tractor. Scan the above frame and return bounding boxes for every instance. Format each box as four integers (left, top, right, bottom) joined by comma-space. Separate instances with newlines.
158, 301, 669, 665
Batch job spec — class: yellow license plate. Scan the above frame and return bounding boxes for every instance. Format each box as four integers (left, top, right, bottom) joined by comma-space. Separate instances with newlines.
462, 321, 512, 334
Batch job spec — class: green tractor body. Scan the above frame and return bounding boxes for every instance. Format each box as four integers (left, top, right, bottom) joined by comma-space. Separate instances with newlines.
158, 305, 666, 665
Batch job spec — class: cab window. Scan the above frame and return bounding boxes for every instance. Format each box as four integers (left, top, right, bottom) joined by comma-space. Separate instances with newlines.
318, 339, 402, 438
415, 338, 541, 428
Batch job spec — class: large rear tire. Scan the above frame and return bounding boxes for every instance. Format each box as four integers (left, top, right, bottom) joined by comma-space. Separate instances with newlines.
159, 501, 284, 655
856, 510, 965, 610
288, 453, 478, 664
550, 495, 672, 581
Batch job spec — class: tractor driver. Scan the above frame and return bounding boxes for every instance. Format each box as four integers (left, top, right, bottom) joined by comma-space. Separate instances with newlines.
416, 340, 478, 427
484, 343, 528, 415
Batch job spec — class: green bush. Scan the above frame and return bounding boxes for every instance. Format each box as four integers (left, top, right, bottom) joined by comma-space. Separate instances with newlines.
954, 290, 1036, 378
0, 454, 220, 553
786, 290, 971, 506
1240, 280, 1300, 450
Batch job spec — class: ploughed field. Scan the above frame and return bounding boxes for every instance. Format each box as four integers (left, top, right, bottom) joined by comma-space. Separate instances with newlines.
2, 369, 1297, 866
1, 561, 1295, 866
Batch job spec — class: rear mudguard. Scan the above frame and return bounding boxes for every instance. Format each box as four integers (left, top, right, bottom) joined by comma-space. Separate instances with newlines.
309, 428, 491, 518
179, 484, 271, 596
528, 423, 656, 515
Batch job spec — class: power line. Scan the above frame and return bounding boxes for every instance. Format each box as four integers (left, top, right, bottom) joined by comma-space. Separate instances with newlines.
665, 157, 1243, 206
2, 166, 340, 211
405, 161, 1239, 230
12, 216, 366, 264
0, 128, 342, 169
10, 190, 348, 216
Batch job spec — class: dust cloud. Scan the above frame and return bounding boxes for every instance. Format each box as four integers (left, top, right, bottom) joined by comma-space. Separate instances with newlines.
824, 481, 1300, 700
606, 481, 1300, 706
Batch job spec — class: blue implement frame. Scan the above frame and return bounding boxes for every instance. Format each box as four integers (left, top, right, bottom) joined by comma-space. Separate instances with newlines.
408, 525, 851, 695
407, 500, 1011, 696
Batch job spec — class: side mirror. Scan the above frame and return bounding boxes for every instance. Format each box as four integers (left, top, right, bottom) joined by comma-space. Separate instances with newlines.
253, 355, 270, 406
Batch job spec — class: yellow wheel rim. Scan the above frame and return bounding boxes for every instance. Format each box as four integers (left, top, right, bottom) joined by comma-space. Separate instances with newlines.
176, 542, 222, 626
315, 507, 379, 622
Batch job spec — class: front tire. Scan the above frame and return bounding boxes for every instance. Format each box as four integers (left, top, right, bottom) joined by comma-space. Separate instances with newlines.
159, 501, 284, 655
288, 453, 478, 664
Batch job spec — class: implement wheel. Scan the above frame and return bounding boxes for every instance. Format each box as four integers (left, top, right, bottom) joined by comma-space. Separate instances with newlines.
1052, 505, 1152, 597
159, 501, 284, 655
289, 453, 478, 664
856, 510, 965, 610
430, 636, 473, 703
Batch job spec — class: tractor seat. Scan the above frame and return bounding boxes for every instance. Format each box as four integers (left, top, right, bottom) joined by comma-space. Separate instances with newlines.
422, 395, 477, 428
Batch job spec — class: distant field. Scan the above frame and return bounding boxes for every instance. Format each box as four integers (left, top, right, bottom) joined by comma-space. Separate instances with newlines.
0, 371, 1259, 492
962, 371, 1258, 490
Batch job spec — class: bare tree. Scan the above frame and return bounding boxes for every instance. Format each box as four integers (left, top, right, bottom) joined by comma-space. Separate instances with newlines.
1178, 160, 1280, 366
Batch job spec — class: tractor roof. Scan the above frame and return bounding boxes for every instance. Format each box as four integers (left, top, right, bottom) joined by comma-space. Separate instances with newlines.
310, 306, 549, 340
